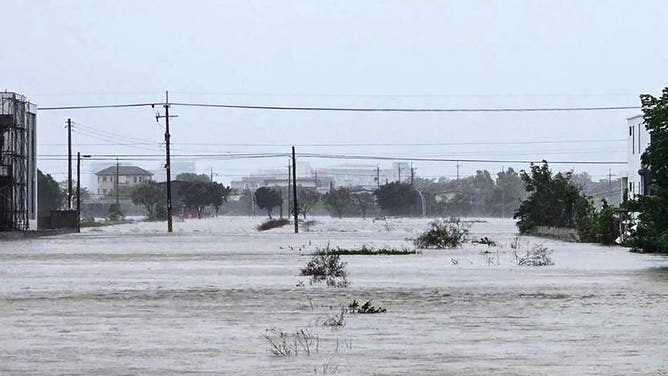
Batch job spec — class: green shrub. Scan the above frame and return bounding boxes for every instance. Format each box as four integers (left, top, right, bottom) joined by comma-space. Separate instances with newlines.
300, 254, 349, 287
413, 218, 470, 248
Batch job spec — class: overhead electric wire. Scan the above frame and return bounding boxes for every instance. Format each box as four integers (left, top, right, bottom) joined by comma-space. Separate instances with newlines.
171, 102, 639, 112
36, 101, 640, 113
298, 153, 625, 165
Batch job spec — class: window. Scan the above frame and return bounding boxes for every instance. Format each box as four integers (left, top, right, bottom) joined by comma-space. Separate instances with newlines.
102, 176, 107, 182
134, 176, 138, 183
629, 126, 633, 136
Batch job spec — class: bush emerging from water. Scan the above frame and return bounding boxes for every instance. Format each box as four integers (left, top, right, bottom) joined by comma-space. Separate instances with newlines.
315, 244, 417, 255
513, 244, 554, 266
300, 254, 349, 287
256, 218, 290, 231
413, 218, 470, 248
347, 299, 386, 314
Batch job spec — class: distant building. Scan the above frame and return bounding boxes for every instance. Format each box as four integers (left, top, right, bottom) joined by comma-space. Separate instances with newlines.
620, 115, 651, 200
0, 92, 37, 231
95, 165, 153, 195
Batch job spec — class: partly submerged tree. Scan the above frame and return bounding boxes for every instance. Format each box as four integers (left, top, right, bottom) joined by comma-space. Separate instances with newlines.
175, 172, 210, 183
514, 161, 592, 234
626, 88, 668, 252
131, 182, 165, 220
255, 186, 283, 219
323, 187, 351, 218
297, 188, 320, 219
350, 191, 375, 219
374, 182, 419, 216
37, 169, 65, 216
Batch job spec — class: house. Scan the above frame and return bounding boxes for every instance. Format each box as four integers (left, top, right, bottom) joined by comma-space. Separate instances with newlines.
95, 165, 153, 195
620, 115, 651, 200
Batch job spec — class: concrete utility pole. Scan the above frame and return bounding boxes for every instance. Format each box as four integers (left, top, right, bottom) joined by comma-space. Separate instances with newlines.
376, 164, 380, 190
77, 153, 90, 232
287, 159, 292, 219
67, 118, 73, 209
115, 157, 120, 206
292, 146, 298, 234
456, 162, 460, 180
155, 90, 178, 233
410, 163, 415, 186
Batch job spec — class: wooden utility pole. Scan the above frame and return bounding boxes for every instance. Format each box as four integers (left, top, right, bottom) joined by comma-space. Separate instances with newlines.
410, 163, 415, 186
292, 146, 298, 233
67, 118, 73, 209
155, 90, 177, 233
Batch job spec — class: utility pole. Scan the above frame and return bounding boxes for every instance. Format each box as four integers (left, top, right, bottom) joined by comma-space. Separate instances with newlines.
210, 167, 214, 182
398, 164, 401, 183
115, 157, 120, 206
456, 161, 460, 180
287, 159, 292, 219
155, 90, 178, 233
376, 164, 380, 190
67, 118, 73, 209
410, 163, 415, 186
77, 153, 90, 232
77, 152, 81, 231
292, 146, 298, 234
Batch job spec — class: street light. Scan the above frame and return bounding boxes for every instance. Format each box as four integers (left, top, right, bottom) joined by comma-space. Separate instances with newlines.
77, 152, 91, 232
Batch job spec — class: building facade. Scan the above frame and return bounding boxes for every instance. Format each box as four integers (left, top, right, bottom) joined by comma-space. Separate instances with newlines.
0, 92, 37, 231
95, 165, 153, 195
620, 115, 651, 200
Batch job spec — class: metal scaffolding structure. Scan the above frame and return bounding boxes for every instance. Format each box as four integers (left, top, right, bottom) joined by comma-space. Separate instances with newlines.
0, 92, 37, 231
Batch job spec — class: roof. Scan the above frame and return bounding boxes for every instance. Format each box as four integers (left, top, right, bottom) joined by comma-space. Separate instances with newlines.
95, 165, 153, 176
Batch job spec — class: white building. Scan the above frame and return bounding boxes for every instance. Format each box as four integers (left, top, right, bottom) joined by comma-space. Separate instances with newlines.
95, 165, 153, 196
620, 114, 651, 199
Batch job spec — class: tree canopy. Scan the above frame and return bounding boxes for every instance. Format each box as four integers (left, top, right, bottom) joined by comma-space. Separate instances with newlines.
323, 187, 350, 218
255, 187, 282, 219
374, 182, 419, 216
627, 88, 668, 252
37, 169, 64, 216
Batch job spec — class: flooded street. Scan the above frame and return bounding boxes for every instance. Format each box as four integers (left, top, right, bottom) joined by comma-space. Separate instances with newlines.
1, 217, 667, 375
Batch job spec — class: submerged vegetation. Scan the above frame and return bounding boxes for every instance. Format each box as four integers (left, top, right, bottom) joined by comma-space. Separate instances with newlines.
256, 218, 290, 231
300, 254, 349, 287
347, 299, 387, 314
314, 244, 417, 255
412, 218, 470, 248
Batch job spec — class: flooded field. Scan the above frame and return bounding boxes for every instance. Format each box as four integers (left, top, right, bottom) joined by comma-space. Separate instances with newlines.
1, 217, 667, 375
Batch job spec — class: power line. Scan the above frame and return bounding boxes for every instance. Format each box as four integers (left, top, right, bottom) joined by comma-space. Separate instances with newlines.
36, 101, 640, 112
298, 153, 625, 165
171, 102, 640, 113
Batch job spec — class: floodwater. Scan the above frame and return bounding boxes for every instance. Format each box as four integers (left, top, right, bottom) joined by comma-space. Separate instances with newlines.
1, 217, 666, 375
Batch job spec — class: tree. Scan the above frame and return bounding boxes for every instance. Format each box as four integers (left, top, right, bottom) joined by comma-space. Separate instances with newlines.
626, 88, 668, 252
210, 182, 232, 216
323, 187, 351, 218
131, 182, 164, 220
492, 168, 526, 217
514, 161, 592, 234
255, 187, 283, 219
350, 191, 375, 219
297, 188, 320, 219
175, 172, 210, 183
37, 169, 65, 216
374, 182, 419, 216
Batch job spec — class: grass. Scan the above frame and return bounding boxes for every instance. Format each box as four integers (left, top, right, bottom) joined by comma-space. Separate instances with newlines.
263, 328, 319, 357
256, 218, 290, 231
314, 244, 418, 255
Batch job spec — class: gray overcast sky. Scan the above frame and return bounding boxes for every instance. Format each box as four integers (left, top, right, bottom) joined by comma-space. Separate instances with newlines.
2, 0, 666, 186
